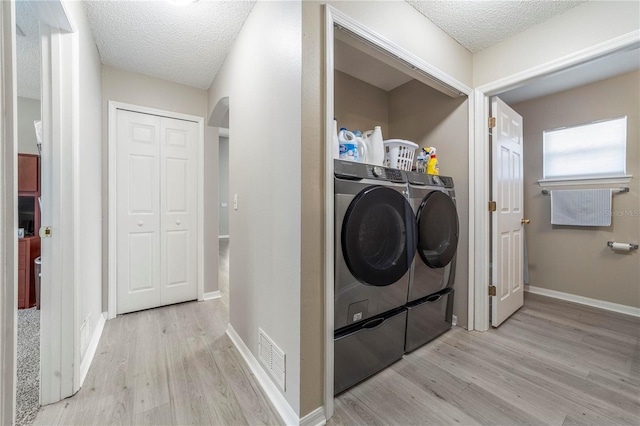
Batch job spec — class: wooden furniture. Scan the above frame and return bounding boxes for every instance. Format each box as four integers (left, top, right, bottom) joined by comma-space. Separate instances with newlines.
18, 153, 41, 309
18, 153, 39, 192
18, 236, 40, 309
18, 153, 41, 236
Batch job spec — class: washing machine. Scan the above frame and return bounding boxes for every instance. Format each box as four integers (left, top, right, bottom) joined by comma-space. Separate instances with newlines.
404, 171, 458, 352
334, 159, 417, 394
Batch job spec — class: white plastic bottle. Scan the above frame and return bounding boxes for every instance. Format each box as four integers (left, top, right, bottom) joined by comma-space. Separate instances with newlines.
333, 119, 340, 159
338, 128, 358, 161
363, 126, 385, 166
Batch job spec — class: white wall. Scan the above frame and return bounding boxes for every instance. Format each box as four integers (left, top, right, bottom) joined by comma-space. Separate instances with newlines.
101, 65, 218, 298
64, 0, 103, 363
473, 1, 640, 87
17, 97, 40, 154
208, 0, 302, 416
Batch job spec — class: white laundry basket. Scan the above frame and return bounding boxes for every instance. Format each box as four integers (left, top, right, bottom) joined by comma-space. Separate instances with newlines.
383, 139, 418, 171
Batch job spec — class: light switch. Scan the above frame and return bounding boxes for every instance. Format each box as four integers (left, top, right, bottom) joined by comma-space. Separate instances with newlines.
233, 194, 238, 210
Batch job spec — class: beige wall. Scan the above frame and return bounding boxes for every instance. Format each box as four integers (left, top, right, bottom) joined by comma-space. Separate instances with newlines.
17, 97, 40, 154
101, 65, 218, 309
334, 70, 389, 133
512, 70, 639, 308
300, 1, 324, 416
389, 80, 470, 326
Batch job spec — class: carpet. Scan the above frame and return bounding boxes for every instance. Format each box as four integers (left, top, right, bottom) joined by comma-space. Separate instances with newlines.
16, 307, 40, 426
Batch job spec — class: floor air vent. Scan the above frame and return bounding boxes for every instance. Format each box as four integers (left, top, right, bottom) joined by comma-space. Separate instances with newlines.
258, 328, 286, 391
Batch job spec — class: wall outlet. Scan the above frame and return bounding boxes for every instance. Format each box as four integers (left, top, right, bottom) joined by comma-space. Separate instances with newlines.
451, 314, 457, 327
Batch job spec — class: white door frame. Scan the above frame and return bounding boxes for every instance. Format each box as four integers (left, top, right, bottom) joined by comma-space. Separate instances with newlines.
472, 30, 640, 332
107, 101, 205, 320
2, 0, 79, 416
323, 5, 474, 420
1, 2, 19, 423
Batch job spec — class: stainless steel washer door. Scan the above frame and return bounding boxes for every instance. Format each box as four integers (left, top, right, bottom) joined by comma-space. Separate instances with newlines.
342, 185, 417, 287
416, 190, 458, 269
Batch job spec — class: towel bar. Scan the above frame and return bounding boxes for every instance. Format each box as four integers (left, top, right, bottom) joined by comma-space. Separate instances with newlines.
542, 187, 629, 195
607, 241, 639, 250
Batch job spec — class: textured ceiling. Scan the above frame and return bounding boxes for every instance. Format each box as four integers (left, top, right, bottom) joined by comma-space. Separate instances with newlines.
83, 0, 255, 90
16, 0, 41, 100
406, 0, 588, 53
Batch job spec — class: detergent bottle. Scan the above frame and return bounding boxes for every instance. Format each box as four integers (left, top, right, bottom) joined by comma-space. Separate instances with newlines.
353, 130, 368, 163
362, 126, 385, 166
333, 119, 340, 159
427, 147, 439, 175
339, 128, 367, 162
415, 149, 427, 173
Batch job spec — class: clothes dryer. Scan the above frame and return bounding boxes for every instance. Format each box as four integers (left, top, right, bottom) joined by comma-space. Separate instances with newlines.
404, 171, 458, 352
407, 172, 459, 302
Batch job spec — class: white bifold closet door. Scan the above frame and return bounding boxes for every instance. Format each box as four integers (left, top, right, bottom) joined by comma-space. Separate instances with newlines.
116, 109, 198, 315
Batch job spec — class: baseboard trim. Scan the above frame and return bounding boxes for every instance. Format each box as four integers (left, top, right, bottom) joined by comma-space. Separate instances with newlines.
226, 324, 299, 425
300, 406, 326, 426
79, 313, 106, 387
218, 235, 229, 239
525, 285, 640, 317
203, 291, 221, 301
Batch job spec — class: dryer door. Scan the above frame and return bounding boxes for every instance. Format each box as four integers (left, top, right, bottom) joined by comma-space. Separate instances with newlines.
416, 191, 459, 269
342, 186, 417, 287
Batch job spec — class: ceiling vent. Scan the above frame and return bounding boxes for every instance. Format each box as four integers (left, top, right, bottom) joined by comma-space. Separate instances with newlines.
258, 328, 286, 391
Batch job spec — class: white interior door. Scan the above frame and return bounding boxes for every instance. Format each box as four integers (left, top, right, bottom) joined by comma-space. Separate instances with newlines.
491, 97, 524, 327
159, 117, 198, 306
116, 110, 197, 314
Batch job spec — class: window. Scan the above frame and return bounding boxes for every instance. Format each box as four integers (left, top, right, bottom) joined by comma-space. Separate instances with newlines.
543, 116, 627, 181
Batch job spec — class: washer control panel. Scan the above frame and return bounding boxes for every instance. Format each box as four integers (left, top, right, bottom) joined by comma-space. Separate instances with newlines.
366, 165, 404, 182
334, 159, 406, 183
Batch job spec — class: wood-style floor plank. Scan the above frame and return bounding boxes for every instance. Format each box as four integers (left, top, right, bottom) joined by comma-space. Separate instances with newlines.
331, 292, 640, 426
33, 287, 639, 426
33, 299, 282, 426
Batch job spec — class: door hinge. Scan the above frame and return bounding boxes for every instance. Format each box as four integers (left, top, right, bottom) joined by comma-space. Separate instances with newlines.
488, 116, 496, 128
489, 285, 497, 296
488, 201, 496, 212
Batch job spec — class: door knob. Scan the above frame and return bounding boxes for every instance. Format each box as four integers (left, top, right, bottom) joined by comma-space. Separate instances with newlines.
138, 221, 143, 227
521, 219, 530, 224
176, 219, 181, 225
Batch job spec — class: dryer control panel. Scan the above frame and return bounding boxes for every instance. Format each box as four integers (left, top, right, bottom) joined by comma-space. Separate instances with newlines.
406, 170, 454, 188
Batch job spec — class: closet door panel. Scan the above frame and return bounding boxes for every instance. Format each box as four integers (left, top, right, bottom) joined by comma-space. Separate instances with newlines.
116, 110, 162, 314
160, 117, 198, 305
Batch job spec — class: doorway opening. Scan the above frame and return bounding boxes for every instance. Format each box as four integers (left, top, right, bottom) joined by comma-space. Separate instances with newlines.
475, 37, 640, 331
324, 5, 474, 419
15, 2, 42, 423
210, 97, 230, 319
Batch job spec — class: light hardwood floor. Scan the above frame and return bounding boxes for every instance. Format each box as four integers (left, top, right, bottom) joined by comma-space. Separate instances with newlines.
34, 291, 639, 425
33, 299, 282, 426
330, 292, 640, 426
